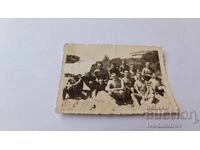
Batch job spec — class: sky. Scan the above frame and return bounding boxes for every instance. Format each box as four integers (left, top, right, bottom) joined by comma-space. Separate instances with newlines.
64, 45, 156, 74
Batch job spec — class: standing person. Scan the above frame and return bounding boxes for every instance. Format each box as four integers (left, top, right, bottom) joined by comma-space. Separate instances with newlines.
108, 63, 121, 78
148, 73, 165, 97
106, 73, 126, 105
119, 60, 130, 74
141, 62, 152, 81
133, 72, 149, 106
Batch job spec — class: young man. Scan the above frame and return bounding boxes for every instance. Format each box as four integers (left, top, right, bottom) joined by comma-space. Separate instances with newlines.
122, 71, 135, 90
133, 72, 149, 106
141, 62, 152, 81
82, 72, 96, 98
119, 60, 130, 73
62, 75, 85, 100
122, 70, 135, 104
129, 64, 137, 77
148, 73, 165, 97
93, 69, 107, 96
106, 73, 126, 105
108, 63, 121, 77
96, 62, 109, 81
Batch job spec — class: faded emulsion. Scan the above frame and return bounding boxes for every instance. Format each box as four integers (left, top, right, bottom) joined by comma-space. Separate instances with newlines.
56, 44, 179, 115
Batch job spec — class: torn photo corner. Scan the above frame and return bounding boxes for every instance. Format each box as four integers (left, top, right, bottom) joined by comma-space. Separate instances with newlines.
56, 44, 179, 115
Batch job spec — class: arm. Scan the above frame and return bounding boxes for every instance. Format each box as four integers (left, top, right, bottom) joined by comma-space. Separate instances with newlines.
144, 81, 150, 98
130, 78, 135, 92
66, 80, 73, 89
105, 70, 109, 81
105, 80, 112, 91
148, 79, 152, 87
134, 82, 144, 98
73, 78, 82, 86
141, 68, 145, 76
108, 68, 111, 77
121, 79, 124, 89
119, 66, 122, 73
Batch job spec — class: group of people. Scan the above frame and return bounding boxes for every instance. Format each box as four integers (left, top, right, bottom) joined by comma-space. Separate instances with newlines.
63, 60, 166, 106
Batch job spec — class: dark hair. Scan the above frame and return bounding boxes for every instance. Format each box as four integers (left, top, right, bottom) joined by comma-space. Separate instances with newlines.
74, 75, 79, 81
111, 63, 116, 66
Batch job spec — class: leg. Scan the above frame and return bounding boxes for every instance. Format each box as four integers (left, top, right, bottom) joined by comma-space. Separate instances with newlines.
62, 86, 68, 100
108, 91, 122, 105
125, 88, 133, 104
156, 86, 165, 96
133, 93, 143, 106
118, 90, 126, 104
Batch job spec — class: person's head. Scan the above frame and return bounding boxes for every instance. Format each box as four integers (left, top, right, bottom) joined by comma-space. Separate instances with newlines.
145, 62, 150, 68
97, 62, 103, 69
136, 72, 141, 80
130, 65, 134, 70
73, 75, 79, 82
111, 63, 116, 69
152, 73, 156, 79
136, 69, 141, 74
122, 60, 126, 66
124, 70, 130, 77
110, 73, 118, 79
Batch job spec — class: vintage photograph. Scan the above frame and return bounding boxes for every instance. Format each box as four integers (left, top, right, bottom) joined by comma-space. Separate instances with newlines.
56, 44, 179, 114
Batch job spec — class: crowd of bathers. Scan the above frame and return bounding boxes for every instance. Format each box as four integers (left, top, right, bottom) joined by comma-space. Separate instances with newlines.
63, 60, 166, 106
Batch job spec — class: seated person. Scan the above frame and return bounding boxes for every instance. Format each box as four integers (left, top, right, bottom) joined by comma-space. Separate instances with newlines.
141, 62, 152, 81
95, 78, 107, 96
133, 72, 149, 106
82, 72, 96, 90
106, 73, 126, 105
122, 70, 135, 90
93, 69, 107, 96
95, 62, 109, 82
122, 70, 135, 104
148, 73, 165, 97
108, 63, 121, 78
62, 75, 86, 100
119, 60, 130, 73
129, 64, 137, 77
81, 72, 97, 98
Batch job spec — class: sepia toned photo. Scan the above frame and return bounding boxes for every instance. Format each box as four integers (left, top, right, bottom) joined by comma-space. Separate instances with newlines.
56, 44, 179, 115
